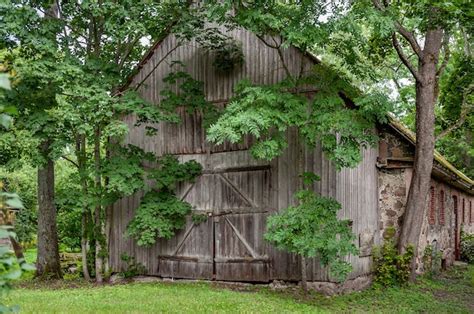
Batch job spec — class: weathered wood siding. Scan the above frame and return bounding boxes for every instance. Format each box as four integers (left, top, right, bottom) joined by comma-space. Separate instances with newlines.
109, 27, 379, 282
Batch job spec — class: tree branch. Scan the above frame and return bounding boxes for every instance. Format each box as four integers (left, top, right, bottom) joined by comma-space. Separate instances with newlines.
62, 155, 79, 168
392, 33, 422, 83
255, 34, 297, 84
372, 0, 422, 58
462, 28, 471, 57
115, 43, 181, 95
118, 36, 141, 70
436, 85, 473, 141
394, 22, 423, 58
255, 34, 281, 49
436, 32, 450, 78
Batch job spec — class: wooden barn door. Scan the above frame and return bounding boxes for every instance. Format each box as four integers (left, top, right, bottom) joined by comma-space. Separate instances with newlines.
213, 165, 272, 282
158, 153, 273, 282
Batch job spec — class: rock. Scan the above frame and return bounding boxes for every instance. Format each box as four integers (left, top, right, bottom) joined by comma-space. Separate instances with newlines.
341, 276, 372, 293
133, 276, 162, 283
306, 276, 372, 296
269, 280, 287, 290
68, 266, 78, 274
394, 186, 406, 197
386, 209, 397, 217
394, 200, 404, 209
109, 273, 125, 284
306, 281, 338, 295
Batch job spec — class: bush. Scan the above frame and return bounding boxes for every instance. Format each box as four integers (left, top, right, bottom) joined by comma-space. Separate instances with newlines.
460, 232, 474, 264
373, 227, 414, 286
265, 188, 358, 282
0, 165, 37, 244
120, 254, 145, 278
423, 244, 442, 276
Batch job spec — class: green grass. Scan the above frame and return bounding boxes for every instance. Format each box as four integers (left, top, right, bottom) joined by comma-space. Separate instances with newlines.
23, 248, 37, 264
8, 265, 474, 313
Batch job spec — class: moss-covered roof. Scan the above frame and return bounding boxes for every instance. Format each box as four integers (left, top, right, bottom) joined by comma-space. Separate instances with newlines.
388, 114, 474, 189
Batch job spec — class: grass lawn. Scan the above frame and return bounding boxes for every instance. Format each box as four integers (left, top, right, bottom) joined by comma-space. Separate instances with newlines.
23, 248, 37, 264
7, 264, 474, 313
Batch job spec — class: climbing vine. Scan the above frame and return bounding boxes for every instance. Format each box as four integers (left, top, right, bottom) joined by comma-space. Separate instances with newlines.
126, 155, 202, 247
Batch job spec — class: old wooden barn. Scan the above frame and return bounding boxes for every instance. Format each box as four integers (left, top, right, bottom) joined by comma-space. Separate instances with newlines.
108, 25, 474, 291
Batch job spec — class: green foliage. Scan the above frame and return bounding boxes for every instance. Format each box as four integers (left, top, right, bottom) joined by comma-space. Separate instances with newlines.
55, 161, 82, 251
127, 156, 202, 247
0, 73, 14, 132
212, 39, 245, 73
0, 215, 34, 312
191, 213, 208, 225
0, 165, 37, 244
0, 240, 20, 313
300, 172, 321, 186
372, 228, 414, 287
126, 191, 192, 247
147, 155, 202, 191
119, 254, 145, 278
158, 63, 219, 129
460, 232, 474, 264
102, 145, 155, 201
436, 55, 473, 178
422, 245, 442, 276
208, 69, 387, 169
265, 189, 358, 282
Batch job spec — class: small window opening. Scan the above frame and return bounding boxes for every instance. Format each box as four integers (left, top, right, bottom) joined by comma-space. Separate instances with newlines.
428, 186, 436, 225
439, 190, 445, 225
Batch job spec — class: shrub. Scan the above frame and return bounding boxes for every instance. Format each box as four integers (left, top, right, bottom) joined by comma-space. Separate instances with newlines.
120, 254, 145, 278
265, 188, 358, 282
0, 165, 37, 244
373, 227, 414, 286
423, 244, 442, 276
460, 232, 474, 264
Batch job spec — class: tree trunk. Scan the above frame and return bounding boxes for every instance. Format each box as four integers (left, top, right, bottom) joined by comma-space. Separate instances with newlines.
76, 134, 91, 280
398, 28, 444, 281
36, 142, 61, 279
297, 138, 308, 291
81, 211, 91, 280
9, 236, 25, 265
94, 128, 104, 283
301, 256, 308, 291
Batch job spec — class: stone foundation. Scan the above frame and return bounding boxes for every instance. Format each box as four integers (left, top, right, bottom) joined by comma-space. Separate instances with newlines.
110, 273, 372, 295
306, 275, 372, 295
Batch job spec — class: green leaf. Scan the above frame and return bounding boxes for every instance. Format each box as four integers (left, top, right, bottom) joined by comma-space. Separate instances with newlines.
5, 197, 24, 210
3, 270, 21, 280
0, 74, 10, 90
